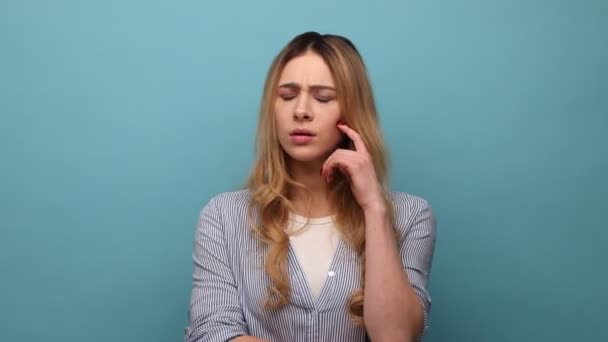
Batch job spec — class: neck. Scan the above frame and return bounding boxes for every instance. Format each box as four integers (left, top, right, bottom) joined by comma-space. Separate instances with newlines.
287, 158, 333, 218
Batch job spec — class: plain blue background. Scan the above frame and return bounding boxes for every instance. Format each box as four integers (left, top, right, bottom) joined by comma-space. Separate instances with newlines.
1, 0, 606, 341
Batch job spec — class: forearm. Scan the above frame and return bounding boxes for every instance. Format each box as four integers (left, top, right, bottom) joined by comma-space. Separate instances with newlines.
363, 205, 424, 341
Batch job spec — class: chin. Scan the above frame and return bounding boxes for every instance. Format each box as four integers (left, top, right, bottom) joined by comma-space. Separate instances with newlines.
283, 146, 331, 163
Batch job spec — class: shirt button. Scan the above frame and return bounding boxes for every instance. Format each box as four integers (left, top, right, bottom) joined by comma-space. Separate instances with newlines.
328, 271, 335, 277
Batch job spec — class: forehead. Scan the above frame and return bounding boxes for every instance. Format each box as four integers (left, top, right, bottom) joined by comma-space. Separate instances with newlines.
278, 51, 335, 86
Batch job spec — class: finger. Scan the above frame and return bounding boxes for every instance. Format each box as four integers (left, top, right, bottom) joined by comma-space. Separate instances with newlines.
321, 149, 357, 177
327, 159, 353, 183
337, 123, 368, 153
337, 164, 352, 183
322, 150, 358, 181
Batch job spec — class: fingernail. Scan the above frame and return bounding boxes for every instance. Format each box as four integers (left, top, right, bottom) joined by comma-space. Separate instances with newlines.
337, 120, 344, 126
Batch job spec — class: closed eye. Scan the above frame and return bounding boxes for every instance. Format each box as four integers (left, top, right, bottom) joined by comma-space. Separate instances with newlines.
280, 94, 296, 101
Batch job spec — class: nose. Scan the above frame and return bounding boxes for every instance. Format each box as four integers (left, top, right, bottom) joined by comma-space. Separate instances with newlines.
293, 96, 313, 121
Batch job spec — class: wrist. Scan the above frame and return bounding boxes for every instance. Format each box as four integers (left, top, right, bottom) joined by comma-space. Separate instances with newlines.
362, 201, 388, 218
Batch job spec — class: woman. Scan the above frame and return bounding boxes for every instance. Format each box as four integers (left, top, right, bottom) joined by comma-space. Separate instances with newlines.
185, 32, 436, 342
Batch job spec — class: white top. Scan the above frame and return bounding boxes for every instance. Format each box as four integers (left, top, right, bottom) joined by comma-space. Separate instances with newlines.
286, 214, 340, 300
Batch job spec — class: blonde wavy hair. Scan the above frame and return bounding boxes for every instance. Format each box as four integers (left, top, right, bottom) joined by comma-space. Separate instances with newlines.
246, 32, 395, 324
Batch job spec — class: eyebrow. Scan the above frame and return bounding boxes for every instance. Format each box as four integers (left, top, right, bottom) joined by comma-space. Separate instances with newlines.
278, 82, 336, 91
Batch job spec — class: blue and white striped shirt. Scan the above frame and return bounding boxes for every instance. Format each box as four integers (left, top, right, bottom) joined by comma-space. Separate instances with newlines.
185, 190, 436, 341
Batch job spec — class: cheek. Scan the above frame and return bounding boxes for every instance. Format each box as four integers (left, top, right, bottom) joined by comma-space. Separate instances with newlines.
273, 101, 289, 129
317, 104, 342, 132
322, 123, 343, 147
331, 130, 344, 146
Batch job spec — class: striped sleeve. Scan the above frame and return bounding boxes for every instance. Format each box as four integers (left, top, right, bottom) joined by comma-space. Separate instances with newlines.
185, 196, 248, 342
398, 196, 437, 340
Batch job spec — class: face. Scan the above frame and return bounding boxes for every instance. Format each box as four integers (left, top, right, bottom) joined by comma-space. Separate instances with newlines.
274, 51, 343, 164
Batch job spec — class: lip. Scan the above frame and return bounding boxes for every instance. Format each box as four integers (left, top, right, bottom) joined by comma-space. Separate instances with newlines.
289, 134, 314, 144
289, 128, 316, 145
289, 128, 316, 136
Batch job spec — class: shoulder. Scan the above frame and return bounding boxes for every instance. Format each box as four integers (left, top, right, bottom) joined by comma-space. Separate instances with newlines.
198, 189, 252, 225
204, 189, 252, 212
388, 191, 436, 236
388, 191, 433, 217
195, 189, 253, 238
